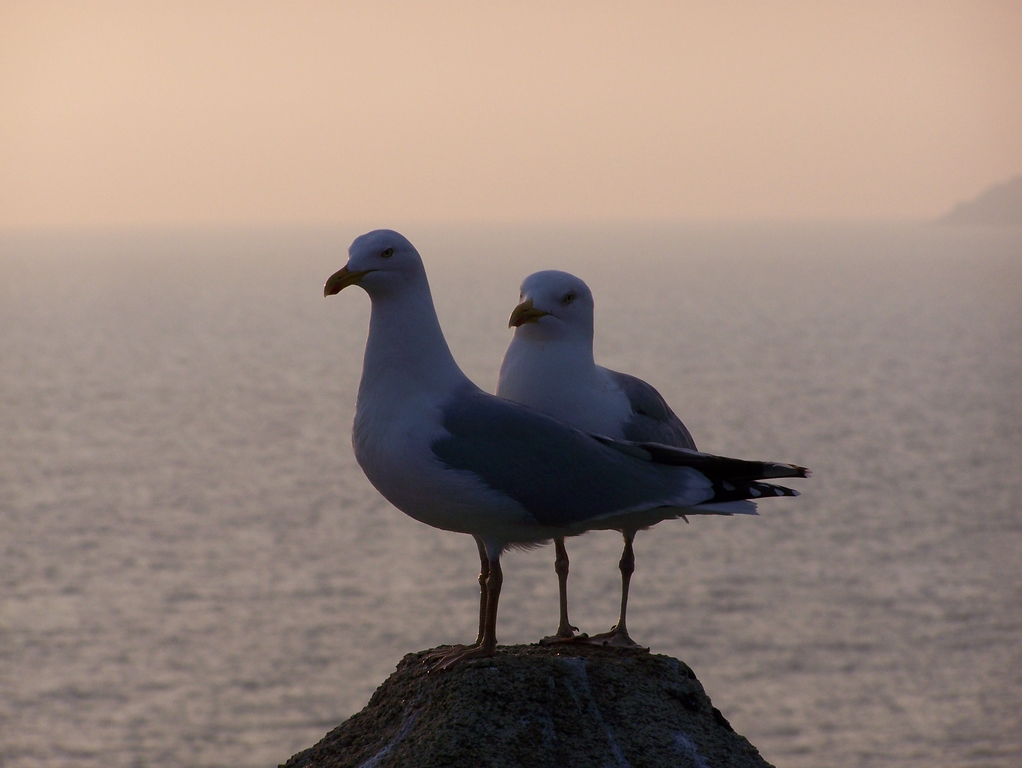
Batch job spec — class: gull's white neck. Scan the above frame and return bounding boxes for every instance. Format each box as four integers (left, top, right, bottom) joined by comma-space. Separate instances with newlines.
358, 280, 469, 405
498, 328, 606, 415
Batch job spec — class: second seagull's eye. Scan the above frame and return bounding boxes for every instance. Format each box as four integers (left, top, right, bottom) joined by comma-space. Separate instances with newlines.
562, 292, 576, 305
381, 247, 394, 258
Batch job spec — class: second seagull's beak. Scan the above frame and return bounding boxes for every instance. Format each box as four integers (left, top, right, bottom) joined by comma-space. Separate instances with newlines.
508, 298, 550, 328
324, 265, 372, 296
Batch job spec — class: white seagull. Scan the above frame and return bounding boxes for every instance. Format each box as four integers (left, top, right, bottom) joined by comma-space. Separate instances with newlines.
499, 271, 717, 646
325, 230, 807, 666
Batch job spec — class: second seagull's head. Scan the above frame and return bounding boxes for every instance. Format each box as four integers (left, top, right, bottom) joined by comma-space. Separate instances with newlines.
508, 270, 596, 343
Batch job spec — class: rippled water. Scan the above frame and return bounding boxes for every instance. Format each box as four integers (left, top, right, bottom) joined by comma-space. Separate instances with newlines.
1, 223, 1020, 767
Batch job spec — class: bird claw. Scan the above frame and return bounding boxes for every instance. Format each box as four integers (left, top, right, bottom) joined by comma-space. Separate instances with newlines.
583, 626, 648, 650
421, 644, 472, 665
428, 642, 496, 671
539, 629, 590, 645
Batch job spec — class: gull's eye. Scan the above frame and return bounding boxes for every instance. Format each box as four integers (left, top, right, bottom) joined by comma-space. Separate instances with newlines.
562, 291, 576, 305
381, 247, 394, 258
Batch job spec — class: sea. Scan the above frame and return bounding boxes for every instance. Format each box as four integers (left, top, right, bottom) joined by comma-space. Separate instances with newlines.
1, 222, 1020, 767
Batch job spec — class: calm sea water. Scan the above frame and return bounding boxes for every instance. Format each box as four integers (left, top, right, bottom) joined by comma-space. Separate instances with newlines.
1, 223, 1020, 768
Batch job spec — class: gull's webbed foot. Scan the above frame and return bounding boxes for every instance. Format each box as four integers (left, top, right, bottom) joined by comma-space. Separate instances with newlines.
422, 644, 474, 665
584, 625, 648, 651
429, 639, 496, 670
539, 625, 590, 645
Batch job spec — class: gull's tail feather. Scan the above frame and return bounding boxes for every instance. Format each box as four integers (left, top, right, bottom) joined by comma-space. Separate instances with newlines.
712, 479, 800, 501
684, 480, 797, 518
642, 442, 810, 480
590, 435, 810, 481
691, 500, 758, 516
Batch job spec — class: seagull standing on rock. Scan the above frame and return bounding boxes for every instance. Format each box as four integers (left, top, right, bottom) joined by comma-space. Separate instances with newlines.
324, 229, 807, 667
499, 271, 720, 646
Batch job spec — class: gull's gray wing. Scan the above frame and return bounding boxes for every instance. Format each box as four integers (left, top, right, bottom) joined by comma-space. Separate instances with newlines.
608, 370, 697, 450
429, 385, 799, 529
430, 386, 709, 528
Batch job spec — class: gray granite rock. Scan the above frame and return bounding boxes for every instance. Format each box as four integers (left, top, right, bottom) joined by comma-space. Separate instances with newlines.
281, 644, 773, 768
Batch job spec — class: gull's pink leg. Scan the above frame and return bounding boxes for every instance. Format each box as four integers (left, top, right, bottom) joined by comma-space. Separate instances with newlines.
424, 536, 489, 664
540, 537, 588, 644
586, 529, 647, 649
434, 544, 503, 669
474, 535, 490, 646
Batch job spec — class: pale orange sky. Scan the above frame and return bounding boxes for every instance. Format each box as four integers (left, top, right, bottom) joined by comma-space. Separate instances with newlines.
2, 0, 1020, 227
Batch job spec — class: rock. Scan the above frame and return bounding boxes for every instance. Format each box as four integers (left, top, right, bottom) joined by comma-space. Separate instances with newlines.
281, 644, 773, 768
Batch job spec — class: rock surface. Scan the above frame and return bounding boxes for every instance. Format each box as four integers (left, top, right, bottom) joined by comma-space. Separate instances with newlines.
280, 644, 773, 768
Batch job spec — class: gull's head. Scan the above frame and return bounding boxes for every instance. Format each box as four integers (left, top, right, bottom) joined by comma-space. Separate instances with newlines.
324, 229, 426, 298
508, 270, 595, 341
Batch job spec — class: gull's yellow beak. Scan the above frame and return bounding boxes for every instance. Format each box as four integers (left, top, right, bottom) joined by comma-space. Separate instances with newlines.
324, 266, 371, 296
508, 298, 550, 328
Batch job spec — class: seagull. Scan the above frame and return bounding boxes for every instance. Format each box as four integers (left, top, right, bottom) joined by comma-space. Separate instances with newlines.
498, 270, 805, 647
325, 230, 807, 667
498, 270, 693, 646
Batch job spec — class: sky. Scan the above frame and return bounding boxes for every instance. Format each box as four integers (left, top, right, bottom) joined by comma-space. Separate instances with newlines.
1, 0, 1021, 227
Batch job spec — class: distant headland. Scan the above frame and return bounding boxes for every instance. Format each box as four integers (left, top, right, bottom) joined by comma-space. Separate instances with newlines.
938, 175, 1022, 227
